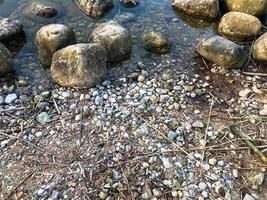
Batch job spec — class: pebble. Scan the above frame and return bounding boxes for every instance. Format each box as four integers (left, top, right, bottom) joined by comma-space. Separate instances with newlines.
138, 75, 145, 82
99, 191, 108, 199
239, 88, 251, 98
243, 194, 255, 200
217, 160, 225, 167
198, 182, 207, 190
4, 93, 17, 104
232, 169, 239, 178
161, 157, 172, 169
201, 191, 209, 198
167, 131, 177, 140
152, 188, 162, 197
36, 131, 43, 137
259, 104, 267, 116
209, 158, 217, 166
250, 172, 265, 190
37, 112, 51, 125
192, 120, 204, 128
0, 96, 4, 104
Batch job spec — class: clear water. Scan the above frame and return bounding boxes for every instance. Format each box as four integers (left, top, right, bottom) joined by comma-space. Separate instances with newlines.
0, 0, 215, 88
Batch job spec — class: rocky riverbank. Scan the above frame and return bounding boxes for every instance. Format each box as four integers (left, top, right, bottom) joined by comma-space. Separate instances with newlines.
1, 0, 267, 200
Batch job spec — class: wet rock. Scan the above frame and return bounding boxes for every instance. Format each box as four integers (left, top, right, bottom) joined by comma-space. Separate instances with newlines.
4, 93, 17, 104
141, 31, 169, 54
51, 43, 107, 88
0, 43, 12, 75
218, 11, 261, 41
224, 0, 266, 17
0, 17, 23, 42
26, 2, 58, 18
74, 0, 113, 18
90, 21, 132, 62
35, 24, 76, 66
172, 0, 220, 19
119, 0, 139, 8
252, 32, 267, 62
197, 36, 246, 68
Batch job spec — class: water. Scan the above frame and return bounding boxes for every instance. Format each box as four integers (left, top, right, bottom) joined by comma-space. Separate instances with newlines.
0, 0, 215, 88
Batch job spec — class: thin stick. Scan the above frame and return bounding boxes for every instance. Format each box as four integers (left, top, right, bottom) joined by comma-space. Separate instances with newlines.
230, 124, 267, 164
242, 71, 267, 77
4, 169, 36, 200
202, 97, 214, 159
53, 98, 61, 114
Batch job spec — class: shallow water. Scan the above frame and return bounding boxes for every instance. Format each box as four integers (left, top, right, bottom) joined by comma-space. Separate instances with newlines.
0, 0, 215, 88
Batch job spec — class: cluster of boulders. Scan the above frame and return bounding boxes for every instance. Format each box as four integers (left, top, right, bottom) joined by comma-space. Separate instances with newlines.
0, 1, 173, 89
172, 0, 267, 69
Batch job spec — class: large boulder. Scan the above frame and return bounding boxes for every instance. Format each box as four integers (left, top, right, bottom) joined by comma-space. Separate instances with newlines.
0, 17, 24, 42
141, 31, 169, 54
218, 11, 262, 41
90, 21, 132, 62
51, 43, 107, 88
74, 0, 113, 18
35, 24, 76, 66
224, 0, 266, 17
0, 43, 12, 75
197, 36, 247, 69
172, 0, 220, 19
253, 32, 267, 62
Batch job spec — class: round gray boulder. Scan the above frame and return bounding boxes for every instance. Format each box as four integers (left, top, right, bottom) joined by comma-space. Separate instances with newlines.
0, 43, 12, 75
197, 36, 247, 69
90, 21, 132, 62
218, 11, 261, 41
35, 24, 76, 66
0, 17, 24, 42
51, 43, 107, 88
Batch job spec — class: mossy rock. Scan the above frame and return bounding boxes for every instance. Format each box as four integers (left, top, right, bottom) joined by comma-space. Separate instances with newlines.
141, 31, 170, 54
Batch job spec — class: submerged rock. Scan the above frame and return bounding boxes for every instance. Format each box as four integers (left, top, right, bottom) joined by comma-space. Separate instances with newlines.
119, 0, 139, 8
197, 36, 246, 69
224, 0, 266, 17
25, 2, 58, 18
51, 43, 107, 88
172, 0, 220, 19
141, 31, 169, 54
35, 24, 76, 66
218, 11, 261, 41
90, 21, 132, 62
0, 17, 23, 42
0, 43, 12, 75
252, 32, 267, 62
74, 0, 113, 18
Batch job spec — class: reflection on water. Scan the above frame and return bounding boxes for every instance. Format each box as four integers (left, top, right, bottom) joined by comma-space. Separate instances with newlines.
0, 0, 215, 88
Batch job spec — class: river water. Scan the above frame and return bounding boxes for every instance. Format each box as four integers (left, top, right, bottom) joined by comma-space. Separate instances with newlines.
0, 0, 215, 88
